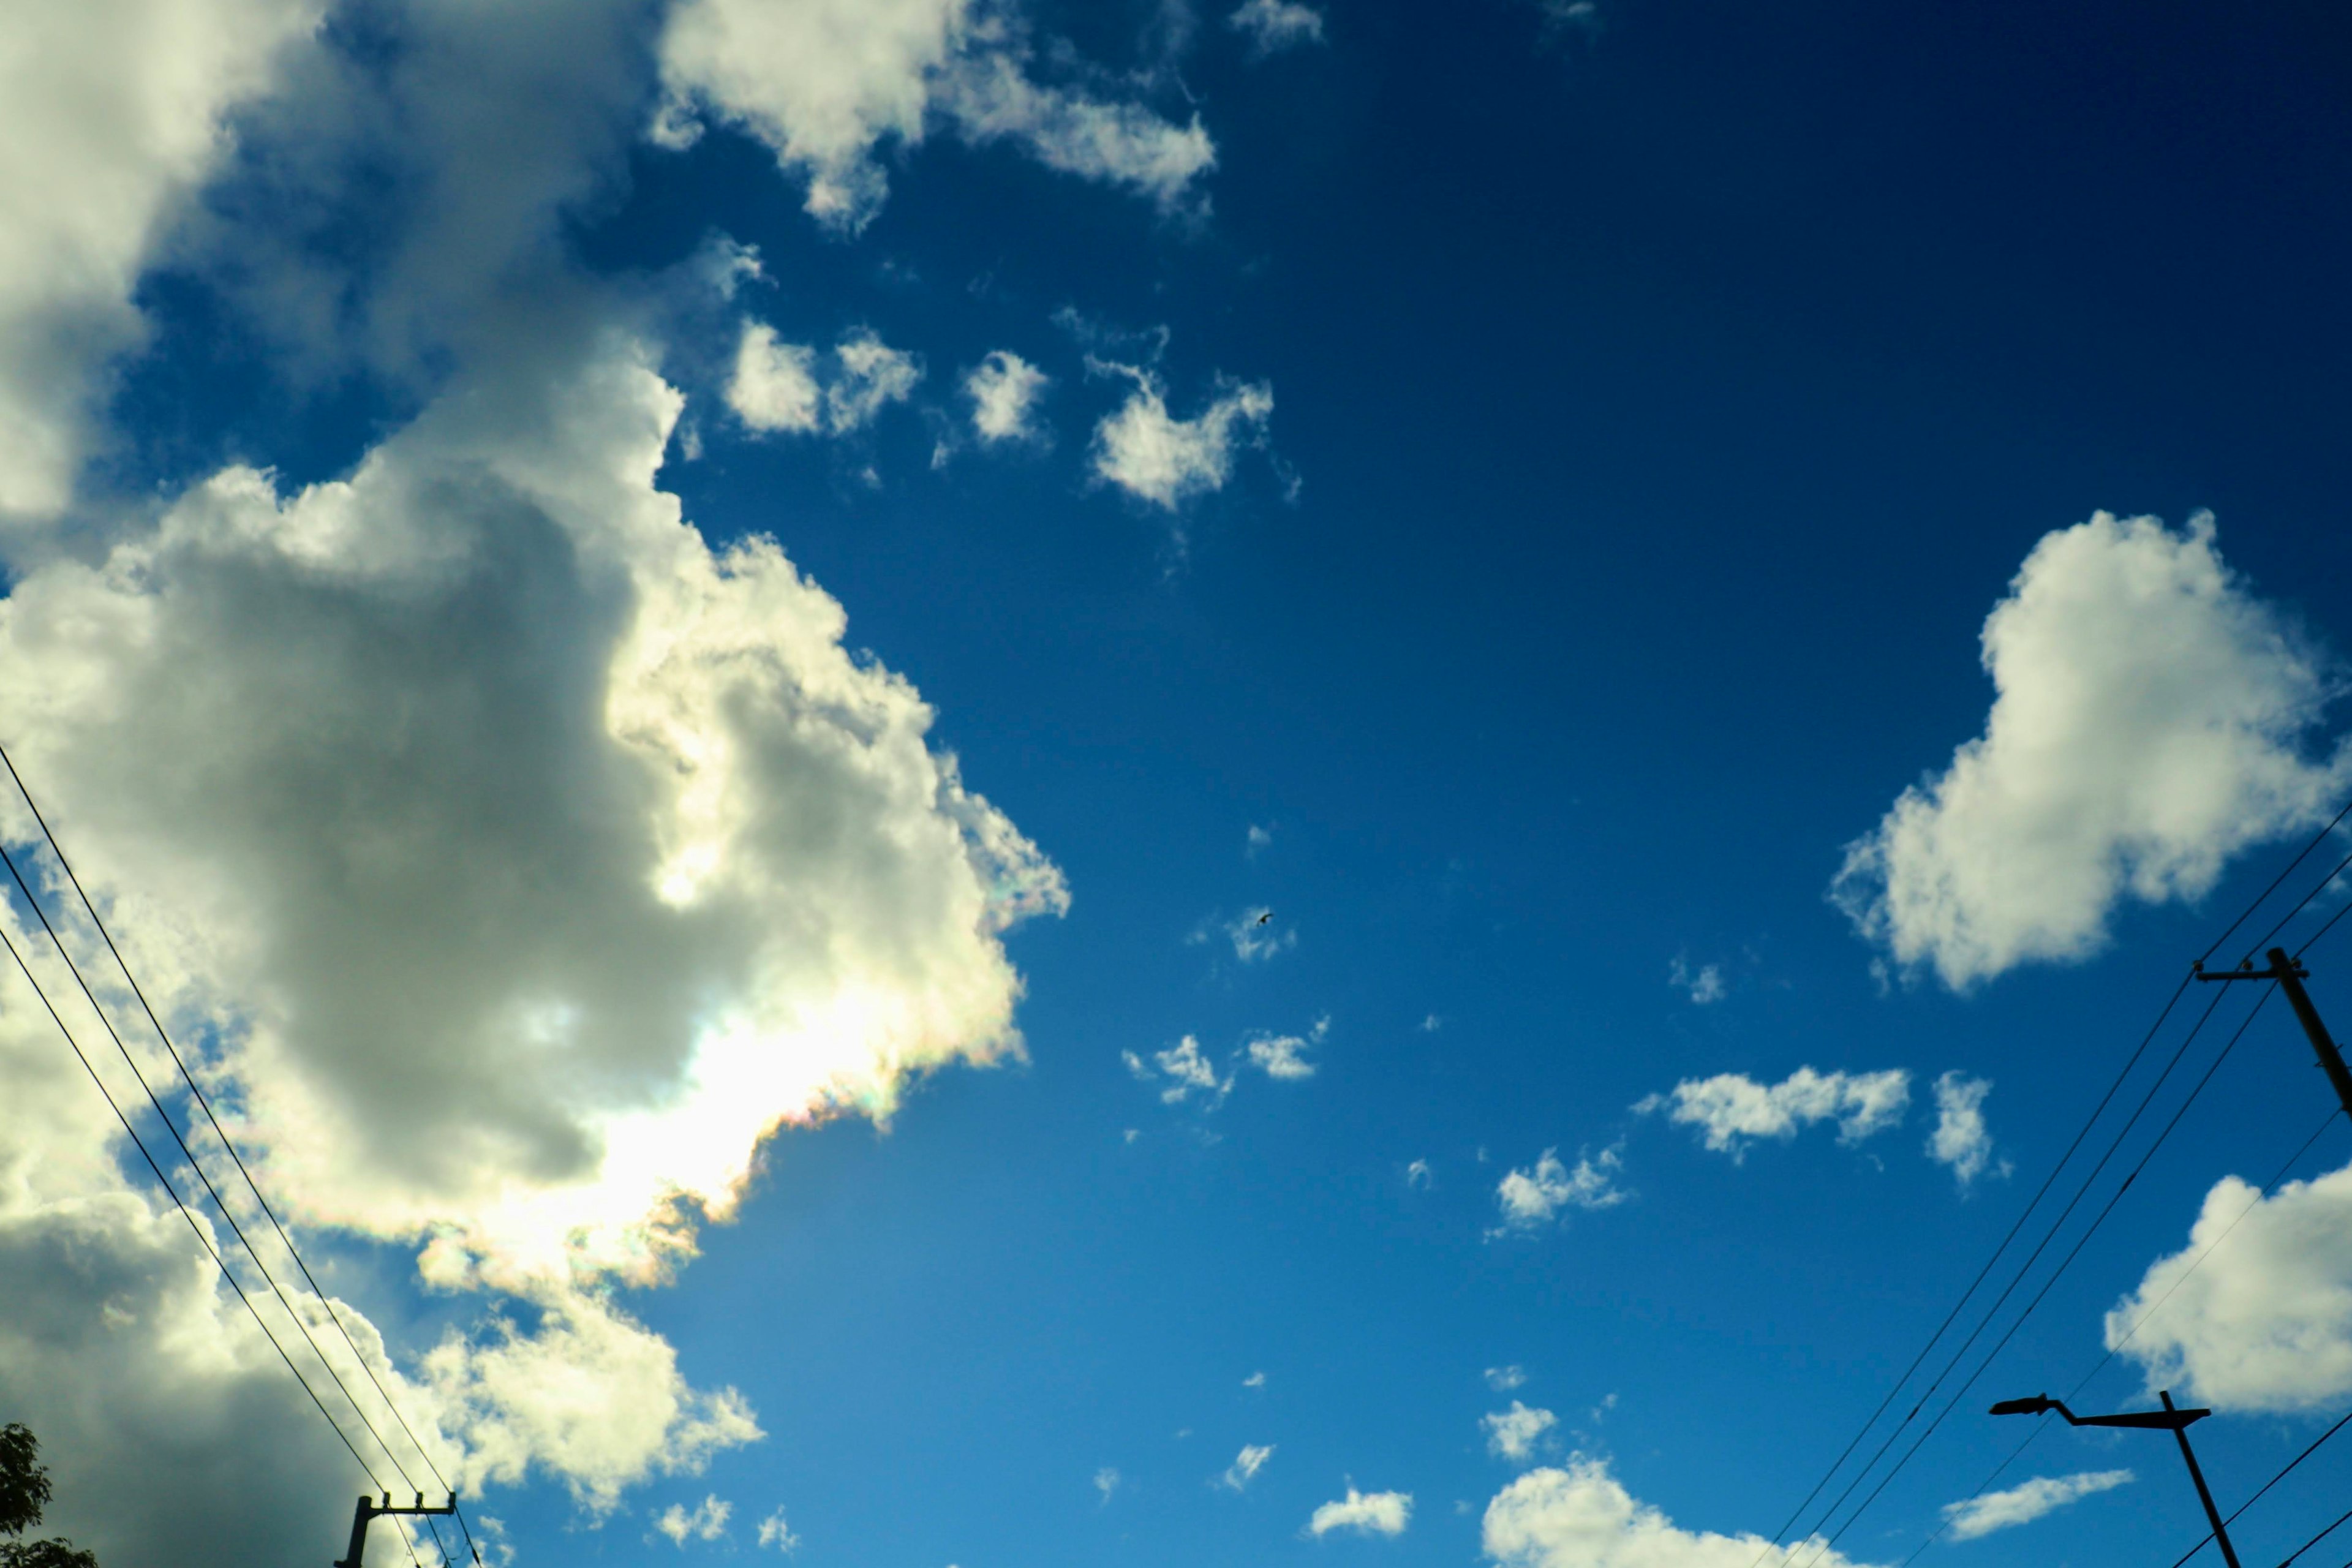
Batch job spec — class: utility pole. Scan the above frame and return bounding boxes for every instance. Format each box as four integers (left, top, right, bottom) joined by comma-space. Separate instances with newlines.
2194, 947, 2352, 1121
333, 1492, 458, 1568
1989, 1392, 2241, 1568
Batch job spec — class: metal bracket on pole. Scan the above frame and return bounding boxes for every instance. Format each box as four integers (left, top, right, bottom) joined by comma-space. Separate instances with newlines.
332, 1492, 459, 1568
2194, 948, 2352, 1121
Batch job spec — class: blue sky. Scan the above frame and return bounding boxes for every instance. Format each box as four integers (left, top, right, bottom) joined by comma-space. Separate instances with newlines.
4, 2, 2352, 1566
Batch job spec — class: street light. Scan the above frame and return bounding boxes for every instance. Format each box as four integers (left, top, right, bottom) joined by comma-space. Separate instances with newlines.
1989, 1391, 2240, 1568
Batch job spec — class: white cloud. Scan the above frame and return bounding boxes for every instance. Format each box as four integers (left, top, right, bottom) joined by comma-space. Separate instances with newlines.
1940, 1470, 2132, 1542
1422, 1014, 1443, 1031
1407, 1158, 1434, 1189
1637, 1068, 1910, 1159
0, 0, 317, 519
655, 1494, 734, 1545
725, 323, 923, 437
1221, 1443, 1274, 1490
1927, 1071, 2007, 1187
1670, 956, 1726, 1005
756, 1507, 801, 1551
1311, 1486, 1412, 1537
1229, 0, 1327, 56
2106, 1159, 2352, 1412
965, 350, 1050, 444
1095, 1466, 1121, 1502
655, 0, 1214, 234
1483, 1402, 1559, 1464
0, 339, 1066, 1539
829, 328, 925, 431
1483, 1457, 1876, 1568
1486, 1365, 1528, 1393
1246, 823, 1273, 857
1247, 1016, 1326, 1080
1224, 906, 1295, 962
1834, 513, 2346, 989
1494, 1147, 1627, 1232
727, 323, 824, 434
1128, 1036, 1232, 1106
1244, 1370, 1267, 1387
1089, 363, 1275, 510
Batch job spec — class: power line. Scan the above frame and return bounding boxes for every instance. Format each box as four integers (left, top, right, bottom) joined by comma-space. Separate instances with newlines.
2203, 797, 2352, 967
1797, 981, 2276, 1566
2163, 1406, 2352, 1568
0, 749, 481, 1566
0, 920, 386, 1489
1747, 974, 2199, 1566
1894, 1106, 2343, 1568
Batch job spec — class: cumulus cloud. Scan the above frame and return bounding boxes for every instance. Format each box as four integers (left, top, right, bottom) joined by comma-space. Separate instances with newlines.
756, 1507, 801, 1551
0, 0, 317, 519
726, 323, 923, 436
1125, 1036, 1231, 1106
727, 323, 824, 434
1483, 1457, 1875, 1568
1834, 513, 2347, 989
1484, 1402, 1559, 1464
1229, 0, 1327, 56
1486, 1365, 1529, 1393
1493, 1147, 1627, 1232
965, 350, 1049, 445
1669, 955, 1727, 1005
1940, 1471, 2132, 1542
2106, 1160, 2352, 1412
1089, 363, 1275, 510
1311, 1485, 1412, 1537
655, 1494, 733, 1545
0, 336, 1065, 1543
1637, 1068, 1910, 1159
1094, 1466, 1120, 1502
1407, 1158, 1434, 1189
655, 0, 1214, 233
1246, 1016, 1326, 1080
1927, 1072, 2006, 1187
1221, 1443, 1274, 1491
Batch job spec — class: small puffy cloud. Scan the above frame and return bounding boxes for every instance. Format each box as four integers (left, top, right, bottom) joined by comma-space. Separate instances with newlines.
725, 323, 922, 436
965, 350, 1049, 444
1928, 1071, 2007, 1187
1095, 1467, 1120, 1503
1407, 1158, 1434, 1189
1494, 1147, 1627, 1233
1637, 1068, 1910, 1159
655, 0, 1214, 233
1483, 1402, 1559, 1464
1244, 1371, 1267, 1387
1246, 1016, 1326, 1080
1126, 1036, 1232, 1106
829, 329, 924, 431
1247, 823, 1273, 857
2106, 1159, 2352, 1412
1940, 1471, 2132, 1542
1670, 956, 1726, 1005
1089, 363, 1275, 510
1229, 0, 1326, 56
1834, 513, 2346, 989
756, 1508, 800, 1551
1221, 1444, 1274, 1491
655, 1494, 734, 1545
1486, 1365, 1529, 1393
727, 322, 823, 434
1422, 1014, 1443, 1031
1311, 1486, 1412, 1538
1483, 1458, 1875, 1568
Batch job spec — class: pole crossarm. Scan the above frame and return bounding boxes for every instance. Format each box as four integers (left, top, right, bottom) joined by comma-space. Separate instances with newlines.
333, 1493, 460, 1568
2193, 949, 2352, 1121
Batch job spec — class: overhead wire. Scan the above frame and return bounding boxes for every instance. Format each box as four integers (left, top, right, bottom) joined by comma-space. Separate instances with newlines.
0, 748, 483, 1566
2202, 797, 2352, 967
1799, 982, 2277, 1566
1894, 1105, 2342, 1568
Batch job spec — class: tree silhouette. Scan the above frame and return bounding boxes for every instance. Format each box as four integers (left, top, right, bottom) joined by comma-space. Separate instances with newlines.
0, 1427, 97, 1568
